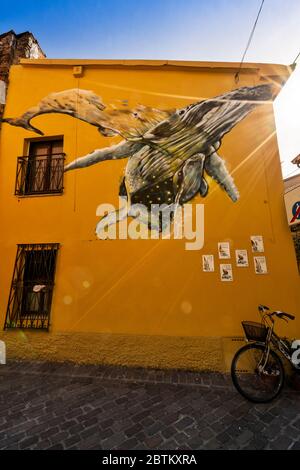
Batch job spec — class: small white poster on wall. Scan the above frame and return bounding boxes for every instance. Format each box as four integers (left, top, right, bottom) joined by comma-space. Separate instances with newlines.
251, 235, 264, 253
235, 249, 249, 267
218, 242, 231, 259
220, 264, 233, 282
202, 255, 215, 272
254, 256, 268, 274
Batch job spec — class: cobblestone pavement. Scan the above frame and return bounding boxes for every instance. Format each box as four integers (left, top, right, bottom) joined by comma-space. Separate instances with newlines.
0, 361, 300, 450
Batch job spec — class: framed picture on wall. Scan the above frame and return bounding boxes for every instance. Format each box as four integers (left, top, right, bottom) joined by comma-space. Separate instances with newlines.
254, 256, 268, 274
218, 242, 231, 259
220, 264, 233, 281
235, 249, 249, 267
251, 235, 264, 253
202, 255, 215, 272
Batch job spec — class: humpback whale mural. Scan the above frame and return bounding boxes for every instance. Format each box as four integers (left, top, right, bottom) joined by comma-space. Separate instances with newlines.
2, 84, 273, 234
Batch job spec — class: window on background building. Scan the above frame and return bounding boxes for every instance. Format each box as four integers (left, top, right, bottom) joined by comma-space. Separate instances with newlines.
15, 139, 65, 196
4, 243, 59, 330
291, 226, 300, 273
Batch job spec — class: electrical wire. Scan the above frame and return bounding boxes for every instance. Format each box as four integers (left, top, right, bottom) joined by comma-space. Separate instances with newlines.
235, 0, 265, 83
292, 49, 300, 65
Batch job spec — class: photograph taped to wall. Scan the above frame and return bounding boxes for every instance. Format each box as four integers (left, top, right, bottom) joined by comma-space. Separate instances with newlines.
202, 255, 215, 272
220, 263, 233, 281
254, 256, 268, 274
235, 249, 249, 267
251, 235, 264, 253
218, 242, 231, 259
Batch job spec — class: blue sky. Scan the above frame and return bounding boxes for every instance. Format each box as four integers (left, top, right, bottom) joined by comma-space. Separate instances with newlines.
1, 0, 299, 62
1, 0, 300, 176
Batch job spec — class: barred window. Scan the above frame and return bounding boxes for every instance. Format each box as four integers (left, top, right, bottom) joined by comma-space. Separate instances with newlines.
15, 139, 65, 196
4, 244, 59, 330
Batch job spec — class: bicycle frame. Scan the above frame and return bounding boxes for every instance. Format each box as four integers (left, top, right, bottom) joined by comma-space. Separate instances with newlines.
255, 313, 292, 372
271, 332, 292, 362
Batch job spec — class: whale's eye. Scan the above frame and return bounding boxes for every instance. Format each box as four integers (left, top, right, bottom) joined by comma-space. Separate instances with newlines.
179, 110, 184, 116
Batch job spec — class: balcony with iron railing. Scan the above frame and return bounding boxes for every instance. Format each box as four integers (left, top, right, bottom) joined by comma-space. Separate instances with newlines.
15, 153, 66, 196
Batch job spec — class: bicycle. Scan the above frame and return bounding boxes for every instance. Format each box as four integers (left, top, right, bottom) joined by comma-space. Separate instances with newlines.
231, 304, 297, 403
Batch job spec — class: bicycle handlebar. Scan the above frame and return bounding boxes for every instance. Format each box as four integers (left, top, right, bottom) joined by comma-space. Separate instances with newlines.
258, 304, 295, 321
275, 311, 295, 321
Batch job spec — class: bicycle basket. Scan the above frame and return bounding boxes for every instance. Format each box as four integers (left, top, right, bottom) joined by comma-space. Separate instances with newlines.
242, 321, 268, 342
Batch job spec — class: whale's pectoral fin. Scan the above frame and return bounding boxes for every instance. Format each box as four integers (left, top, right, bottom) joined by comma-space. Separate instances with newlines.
204, 150, 239, 202
64, 141, 141, 172
173, 153, 206, 204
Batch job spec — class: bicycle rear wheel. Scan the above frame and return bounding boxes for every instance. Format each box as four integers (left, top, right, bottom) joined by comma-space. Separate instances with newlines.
231, 343, 284, 403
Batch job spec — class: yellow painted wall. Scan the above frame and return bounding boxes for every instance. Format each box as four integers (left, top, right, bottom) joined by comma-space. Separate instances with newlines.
0, 61, 299, 370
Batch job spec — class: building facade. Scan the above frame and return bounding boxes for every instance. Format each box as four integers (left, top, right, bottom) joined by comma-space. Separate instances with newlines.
284, 173, 300, 273
0, 56, 299, 370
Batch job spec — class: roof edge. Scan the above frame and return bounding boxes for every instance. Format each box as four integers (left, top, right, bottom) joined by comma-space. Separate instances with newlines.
18, 58, 291, 74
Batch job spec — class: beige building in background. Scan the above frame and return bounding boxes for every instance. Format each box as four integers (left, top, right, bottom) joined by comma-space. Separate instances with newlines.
284, 170, 300, 273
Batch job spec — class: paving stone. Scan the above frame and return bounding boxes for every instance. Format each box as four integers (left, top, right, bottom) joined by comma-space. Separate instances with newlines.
119, 437, 139, 450
198, 427, 215, 441
64, 434, 82, 449
203, 438, 224, 450
33, 439, 52, 450
284, 425, 300, 440
161, 426, 177, 439
0, 431, 26, 449
216, 431, 231, 444
101, 432, 127, 449
19, 435, 39, 449
146, 421, 163, 436
49, 431, 69, 445
1, 360, 300, 450
48, 443, 64, 450
144, 435, 164, 449
270, 435, 294, 450
293, 418, 300, 430
236, 429, 254, 445
263, 425, 281, 440
124, 423, 143, 438
40, 426, 60, 440
175, 415, 194, 431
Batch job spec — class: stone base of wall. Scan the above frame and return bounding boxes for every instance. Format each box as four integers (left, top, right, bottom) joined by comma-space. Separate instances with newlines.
0, 331, 236, 372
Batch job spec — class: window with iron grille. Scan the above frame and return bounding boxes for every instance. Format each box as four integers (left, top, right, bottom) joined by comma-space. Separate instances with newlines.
4, 244, 59, 330
15, 139, 65, 196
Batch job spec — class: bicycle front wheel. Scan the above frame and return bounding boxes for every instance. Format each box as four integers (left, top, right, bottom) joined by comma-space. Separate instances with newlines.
231, 343, 284, 403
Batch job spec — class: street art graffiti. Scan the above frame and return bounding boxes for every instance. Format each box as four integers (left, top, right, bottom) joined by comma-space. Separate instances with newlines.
2, 84, 273, 235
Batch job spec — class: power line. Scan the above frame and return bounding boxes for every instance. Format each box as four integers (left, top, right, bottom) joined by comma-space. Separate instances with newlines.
292, 49, 300, 65
235, 0, 265, 83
